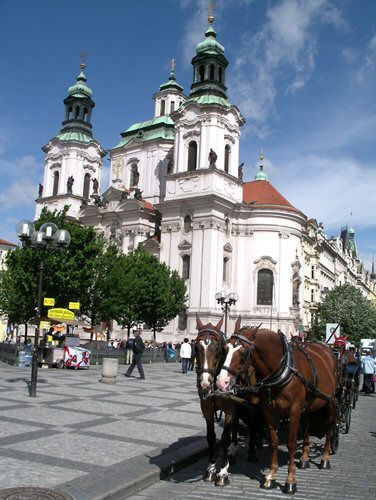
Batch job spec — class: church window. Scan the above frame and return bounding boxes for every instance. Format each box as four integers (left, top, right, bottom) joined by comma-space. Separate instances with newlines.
257, 269, 273, 305
182, 255, 190, 280
218, 67, 223, 83
210, 64, 215, 80
199, 65, 205, 82
311, 266, 315, 279
75, 105, 80, 119
184, 215, 192, 233
83, 107, 88, 121
187, 141, 197, 171
130, 164, 139, 187
311, 289, 314, 302
160, 100, 165, 116
224, 145, 231, 173
52, 171, 59, 196
225, 218, 230, 235
68, 106, 72, 120
178, 310, 187, 331
223, 257, 229, 282
83, 173, 91, 199
170, 101, 175, 113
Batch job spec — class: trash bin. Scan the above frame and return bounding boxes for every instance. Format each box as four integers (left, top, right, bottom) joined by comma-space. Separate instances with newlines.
100, 358, 118, 384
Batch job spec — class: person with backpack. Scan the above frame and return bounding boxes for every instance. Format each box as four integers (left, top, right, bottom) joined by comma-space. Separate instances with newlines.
125, 335, 134, 365
125, 331, 145, 379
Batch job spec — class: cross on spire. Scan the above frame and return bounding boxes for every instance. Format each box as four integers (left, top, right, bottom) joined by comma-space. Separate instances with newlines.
171, 57, 176, 73
208, 0, 214, 25
81, 50, 87, 71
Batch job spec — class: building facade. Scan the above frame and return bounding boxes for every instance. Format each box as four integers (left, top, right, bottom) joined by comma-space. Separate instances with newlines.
35, 15, 374, 340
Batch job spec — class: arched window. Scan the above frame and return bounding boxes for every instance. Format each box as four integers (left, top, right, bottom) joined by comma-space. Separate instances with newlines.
160, 100, 165, 116
218, 67, 223, 83
182, 255, 190, 280
210, 64, 215, 80
187, 141, 197, 171
225, 218, 230, 236
83, 173, 91, 199
130, 164, 139, 187
184, 215, 192, 233
170, 101, 175, 113
224, 145, 231, 173
178, 310, 187, 331
67, 106, 72, 120
83, 107, 88, 121
257, 269, 274, 305
199, 65, 205, 82
75, 105, 80, 119
52, 171, 59, 196
223, 257, 229, 282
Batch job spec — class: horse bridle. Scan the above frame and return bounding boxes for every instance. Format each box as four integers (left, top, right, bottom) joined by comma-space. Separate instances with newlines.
221, 332, 255, 379
195, 327, 226, 379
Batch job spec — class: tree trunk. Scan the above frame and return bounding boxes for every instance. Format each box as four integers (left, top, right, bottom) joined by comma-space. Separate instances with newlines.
24, 322, 28, 344
153, 327, 156, 360
127, 324, 131, 340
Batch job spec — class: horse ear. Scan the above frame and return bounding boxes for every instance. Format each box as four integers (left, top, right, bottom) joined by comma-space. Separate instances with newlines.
215, 316, 224, 331
196, 312, 204, 331
234, 315, 242, 333
253, 323, 262, 333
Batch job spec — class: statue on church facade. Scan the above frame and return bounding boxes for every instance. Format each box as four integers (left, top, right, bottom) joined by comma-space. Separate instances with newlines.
67, 175, 74, 193
238, 163, 244, 181
92, 177, 99, 194
209, 148, 217, 168
38, 183, 43, 198
167, 158, 173, 174
134, 188, 143, 200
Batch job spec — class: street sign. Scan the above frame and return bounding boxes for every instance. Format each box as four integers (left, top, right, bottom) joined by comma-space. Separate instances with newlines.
69, 302, 80, 310
326, 323, 340, 344
48, 308, 75, 321
44, 298, 55, 306
40, 321, 51, 330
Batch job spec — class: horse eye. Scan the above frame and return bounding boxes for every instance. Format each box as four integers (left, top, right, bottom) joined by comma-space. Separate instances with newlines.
205, 338, 210, 345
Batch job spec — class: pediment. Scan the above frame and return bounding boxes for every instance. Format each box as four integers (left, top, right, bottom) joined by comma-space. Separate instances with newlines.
79, 205, 100, 217
178, 239, 192, 250
223, 243, 233, 253
254, 256, 277, 266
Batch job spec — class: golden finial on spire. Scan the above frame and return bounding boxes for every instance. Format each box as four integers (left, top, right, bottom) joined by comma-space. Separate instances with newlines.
260, 146, 264, 164
208, 0, 214, 25
81, 50, 87, 71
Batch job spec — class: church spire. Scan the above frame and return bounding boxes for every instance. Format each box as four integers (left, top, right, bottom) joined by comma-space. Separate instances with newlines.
371, 257, 376, 280
159, 58, 184, 93
60, 56, 95, 140
255, 148, 268, 181
189, 0, 228, 100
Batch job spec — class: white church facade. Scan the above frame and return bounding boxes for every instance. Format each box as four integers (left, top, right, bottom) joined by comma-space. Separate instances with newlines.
35, 13, 374, 341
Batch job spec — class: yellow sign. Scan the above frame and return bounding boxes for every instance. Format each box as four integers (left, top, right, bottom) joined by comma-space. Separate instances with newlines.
40, 321, 51, 330
48, 308, 75, 321
44, 298, 55, 306
69, 302, 80, 310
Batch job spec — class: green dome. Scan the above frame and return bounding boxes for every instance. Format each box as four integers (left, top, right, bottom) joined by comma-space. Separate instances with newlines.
68, 68, 92, 98
255, 166, 268, 181
349, 225, 355, 236
196, 26, 225, 55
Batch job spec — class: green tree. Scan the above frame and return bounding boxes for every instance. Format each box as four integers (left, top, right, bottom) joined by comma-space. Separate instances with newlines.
312, 284, 376, 343
114, 249, 187, 341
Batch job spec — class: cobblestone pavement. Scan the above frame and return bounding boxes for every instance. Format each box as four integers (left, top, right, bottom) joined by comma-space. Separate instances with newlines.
0, 361, 205, 499
128, 393, 376, 500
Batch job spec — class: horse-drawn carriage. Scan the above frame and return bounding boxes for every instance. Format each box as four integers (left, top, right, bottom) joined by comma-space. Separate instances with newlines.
194, 315, 355, 495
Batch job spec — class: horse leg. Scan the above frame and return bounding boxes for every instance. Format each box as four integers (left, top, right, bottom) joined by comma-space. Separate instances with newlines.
247, 411, 259, 463
215, 410, 236, 487
228, 413, 239, 465
261, 413, 279, 490
320, 403, 335, 469
202, 407, 217, 481
299, 414, 310, 469
284, 406, 301, 494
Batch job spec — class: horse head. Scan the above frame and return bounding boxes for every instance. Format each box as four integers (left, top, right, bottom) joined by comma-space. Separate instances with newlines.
195, 313, 225, 397
217, 317, 261, 392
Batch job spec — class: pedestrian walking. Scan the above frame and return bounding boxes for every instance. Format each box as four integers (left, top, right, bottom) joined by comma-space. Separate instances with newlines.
180, 338, 191, 374
125, 331, 145, 379
361, 350, 375, 395
188, 339, 195, 371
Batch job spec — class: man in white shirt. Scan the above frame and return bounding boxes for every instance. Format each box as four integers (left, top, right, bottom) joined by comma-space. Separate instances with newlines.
180, 338, 192, 374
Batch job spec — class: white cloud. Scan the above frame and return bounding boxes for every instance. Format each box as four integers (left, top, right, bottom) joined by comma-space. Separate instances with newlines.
227, 0, 344, 134
357, 33, 376, 83
341, 47, 358, 64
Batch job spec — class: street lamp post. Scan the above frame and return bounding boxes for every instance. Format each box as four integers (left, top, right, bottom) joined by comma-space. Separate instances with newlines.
16, 220, 71, 397
215, 291, 239, 336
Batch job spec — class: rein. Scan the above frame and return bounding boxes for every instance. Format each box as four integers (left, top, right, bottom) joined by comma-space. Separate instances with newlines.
195, 327, 226, 396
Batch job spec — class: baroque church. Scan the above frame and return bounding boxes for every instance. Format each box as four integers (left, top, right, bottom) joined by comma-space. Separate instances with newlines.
35, 11, 373, 340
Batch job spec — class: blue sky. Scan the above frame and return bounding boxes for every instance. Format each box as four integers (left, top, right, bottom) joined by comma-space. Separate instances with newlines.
0, 0, 375, 269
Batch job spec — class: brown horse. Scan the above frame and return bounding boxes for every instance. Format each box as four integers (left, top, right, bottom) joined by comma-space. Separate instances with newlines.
195, 314, 259, 486
216, 318, 339, 494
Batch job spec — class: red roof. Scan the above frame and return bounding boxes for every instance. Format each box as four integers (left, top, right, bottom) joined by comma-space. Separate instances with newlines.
243, 180, 296, 210
0, 238, 17, 247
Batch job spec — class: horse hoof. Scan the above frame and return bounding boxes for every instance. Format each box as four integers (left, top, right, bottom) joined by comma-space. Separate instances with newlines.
215, 475, 230, 487
203, 470, 216, 482
284, 482, 297, 495
261, 479, 276, 489
247, 452, 258, 463
299, 460, 310, 469
320, 460, 331, 470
